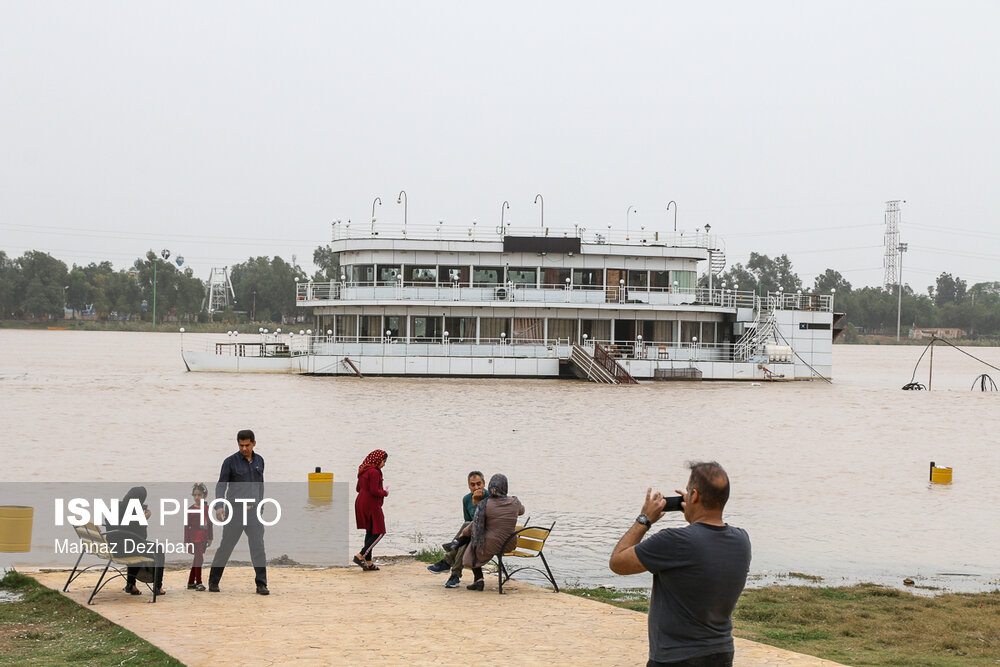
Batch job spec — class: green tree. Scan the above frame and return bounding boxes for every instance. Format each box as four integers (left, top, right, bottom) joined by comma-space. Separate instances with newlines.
814, 269, 852, 294
312, 245, 341, 282
718, 263, 757, 293
230, 256, 307, 322
14, 251, 69, 318
132, 252, 205, 322
743, 253, 802, 294
95, 271, 142, 318
932, 272, 967, 306
0, 251, 16, 317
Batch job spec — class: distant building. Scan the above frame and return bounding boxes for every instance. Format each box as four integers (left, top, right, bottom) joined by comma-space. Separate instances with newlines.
910, 327, 965, 340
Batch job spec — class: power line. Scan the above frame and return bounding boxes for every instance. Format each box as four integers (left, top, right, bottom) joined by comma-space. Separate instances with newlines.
0, 222, 326, 247
724, 223, 881, 238
907, 222, 1000, 240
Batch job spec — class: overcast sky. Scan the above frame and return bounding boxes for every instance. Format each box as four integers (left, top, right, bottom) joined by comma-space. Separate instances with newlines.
2, 1, 998, 291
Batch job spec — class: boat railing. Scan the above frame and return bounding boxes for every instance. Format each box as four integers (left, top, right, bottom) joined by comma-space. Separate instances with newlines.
194, 334, 763, 362
297, 280, 833, 312
764, 291, 833, 312
332, 220, 716, 248
584, 339, 735, 361
306, 336, 572, 359
294, 282, 803, 309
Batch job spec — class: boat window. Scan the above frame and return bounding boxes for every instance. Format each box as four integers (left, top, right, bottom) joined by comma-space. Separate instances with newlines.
407, 266, 437, 283
479, 317, 509, 340
351, 265, 374, 283
473, 266, 503, 286
672, 270, 696, 290
379, 266, 402, 283
637, 320, 655, 341
444, 317, 475, 341
385, 316, 402, 338
681, 321, 699, 343
651, 271, 671, 288
701, 322, 717, 344
508, 268, 537, 286
627, 271, 649, 288
542, 268, 571, 287
440, 266, 470, 283
573, 269, 603, 288
652, 321, 674, 343
410, 316, 443, 341
547, 318, 576, 343
358, 316, 381, 339
335, 314, 358, 340
512, 317, 543, 340
580, 319, 610, 342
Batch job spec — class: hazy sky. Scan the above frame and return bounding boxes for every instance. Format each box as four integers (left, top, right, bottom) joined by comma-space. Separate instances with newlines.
2, 1, 998, 291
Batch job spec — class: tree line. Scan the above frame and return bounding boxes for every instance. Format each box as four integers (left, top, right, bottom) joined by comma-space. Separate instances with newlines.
3, 246, 997, 336
713, 253, 1000, 339
0, 246, 340, 323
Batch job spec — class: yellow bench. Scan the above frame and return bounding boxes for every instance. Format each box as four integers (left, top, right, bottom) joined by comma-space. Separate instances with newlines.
496, 521, 557, 594
62, 522, 159, 604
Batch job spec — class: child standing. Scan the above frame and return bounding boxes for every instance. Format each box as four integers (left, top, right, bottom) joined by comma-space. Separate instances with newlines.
184, 483, 213, 590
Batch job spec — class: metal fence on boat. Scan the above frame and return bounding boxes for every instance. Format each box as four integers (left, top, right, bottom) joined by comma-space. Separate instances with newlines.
296, 282, 833, 312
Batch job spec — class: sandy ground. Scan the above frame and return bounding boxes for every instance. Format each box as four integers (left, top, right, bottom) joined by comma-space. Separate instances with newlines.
32, 562, 843, 666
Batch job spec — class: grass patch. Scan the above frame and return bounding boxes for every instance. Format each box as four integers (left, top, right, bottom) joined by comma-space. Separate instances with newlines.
415, 548, 445, 564
787, 571, 823, 582
565, 582, 1000, 666
562, 586, 650, 614
0, 569, 182, 667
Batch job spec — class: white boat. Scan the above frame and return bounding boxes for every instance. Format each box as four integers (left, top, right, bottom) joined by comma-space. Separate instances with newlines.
183, 222, 839, 382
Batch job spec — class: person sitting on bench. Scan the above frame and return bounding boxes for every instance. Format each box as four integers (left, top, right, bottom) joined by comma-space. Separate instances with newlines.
105, 486, 166, 597
445, 473, 524, 591
427, 470, 490, 588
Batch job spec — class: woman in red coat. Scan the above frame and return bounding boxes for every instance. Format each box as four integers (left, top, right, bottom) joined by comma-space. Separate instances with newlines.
354, 449, 388, 571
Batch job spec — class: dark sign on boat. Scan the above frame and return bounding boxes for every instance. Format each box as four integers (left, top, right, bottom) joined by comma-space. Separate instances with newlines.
503, 236, 581, 254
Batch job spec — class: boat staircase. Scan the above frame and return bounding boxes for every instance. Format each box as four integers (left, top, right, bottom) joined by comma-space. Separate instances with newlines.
568, 343, 639, 384
735, 304, 777, 361
710, 250, 727, 277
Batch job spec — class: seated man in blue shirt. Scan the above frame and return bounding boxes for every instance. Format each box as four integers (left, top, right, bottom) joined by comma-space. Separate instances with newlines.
427, 470, 489, 588
609, 461, 751, 667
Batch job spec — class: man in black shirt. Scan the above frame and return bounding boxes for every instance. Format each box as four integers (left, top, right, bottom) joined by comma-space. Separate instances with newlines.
208, 429, 269, 595
609, 462, 751, 667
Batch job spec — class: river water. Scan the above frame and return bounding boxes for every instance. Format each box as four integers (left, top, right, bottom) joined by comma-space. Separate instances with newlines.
1, 330, 997, 591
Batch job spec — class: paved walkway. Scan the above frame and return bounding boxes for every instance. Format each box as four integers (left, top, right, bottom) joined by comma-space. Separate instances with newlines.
33, 562, 843, 666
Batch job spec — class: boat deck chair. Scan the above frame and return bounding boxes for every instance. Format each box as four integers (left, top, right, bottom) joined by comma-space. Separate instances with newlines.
495, 521, 557, 594
62, 522, 158, 604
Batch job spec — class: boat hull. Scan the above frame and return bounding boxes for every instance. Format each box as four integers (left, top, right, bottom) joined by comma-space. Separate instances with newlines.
181, 350, 307, 373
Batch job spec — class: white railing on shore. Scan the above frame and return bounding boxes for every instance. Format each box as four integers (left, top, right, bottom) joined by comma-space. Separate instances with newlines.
297, 282, 834, 312
331, 220, 716, 248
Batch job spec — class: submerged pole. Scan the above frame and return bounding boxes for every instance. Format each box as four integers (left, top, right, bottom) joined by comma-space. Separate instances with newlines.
928, 336, 934, 391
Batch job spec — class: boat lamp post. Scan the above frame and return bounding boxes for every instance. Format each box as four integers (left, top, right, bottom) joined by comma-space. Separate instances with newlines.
397, 190, 407, 236
371, 196, 381, 236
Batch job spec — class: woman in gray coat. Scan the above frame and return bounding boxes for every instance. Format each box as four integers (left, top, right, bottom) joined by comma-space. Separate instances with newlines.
459, 474, 525, 591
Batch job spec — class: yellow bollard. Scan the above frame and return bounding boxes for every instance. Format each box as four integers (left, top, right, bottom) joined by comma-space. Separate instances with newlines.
0, 506, 34, 553
308, 467, 334, 500
929, 461, 952, 484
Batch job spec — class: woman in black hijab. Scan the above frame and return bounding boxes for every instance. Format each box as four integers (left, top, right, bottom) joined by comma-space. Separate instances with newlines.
106, 486, 166, 597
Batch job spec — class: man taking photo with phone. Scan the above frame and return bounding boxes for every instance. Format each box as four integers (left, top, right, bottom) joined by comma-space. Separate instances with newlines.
609, 461, 751, 667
